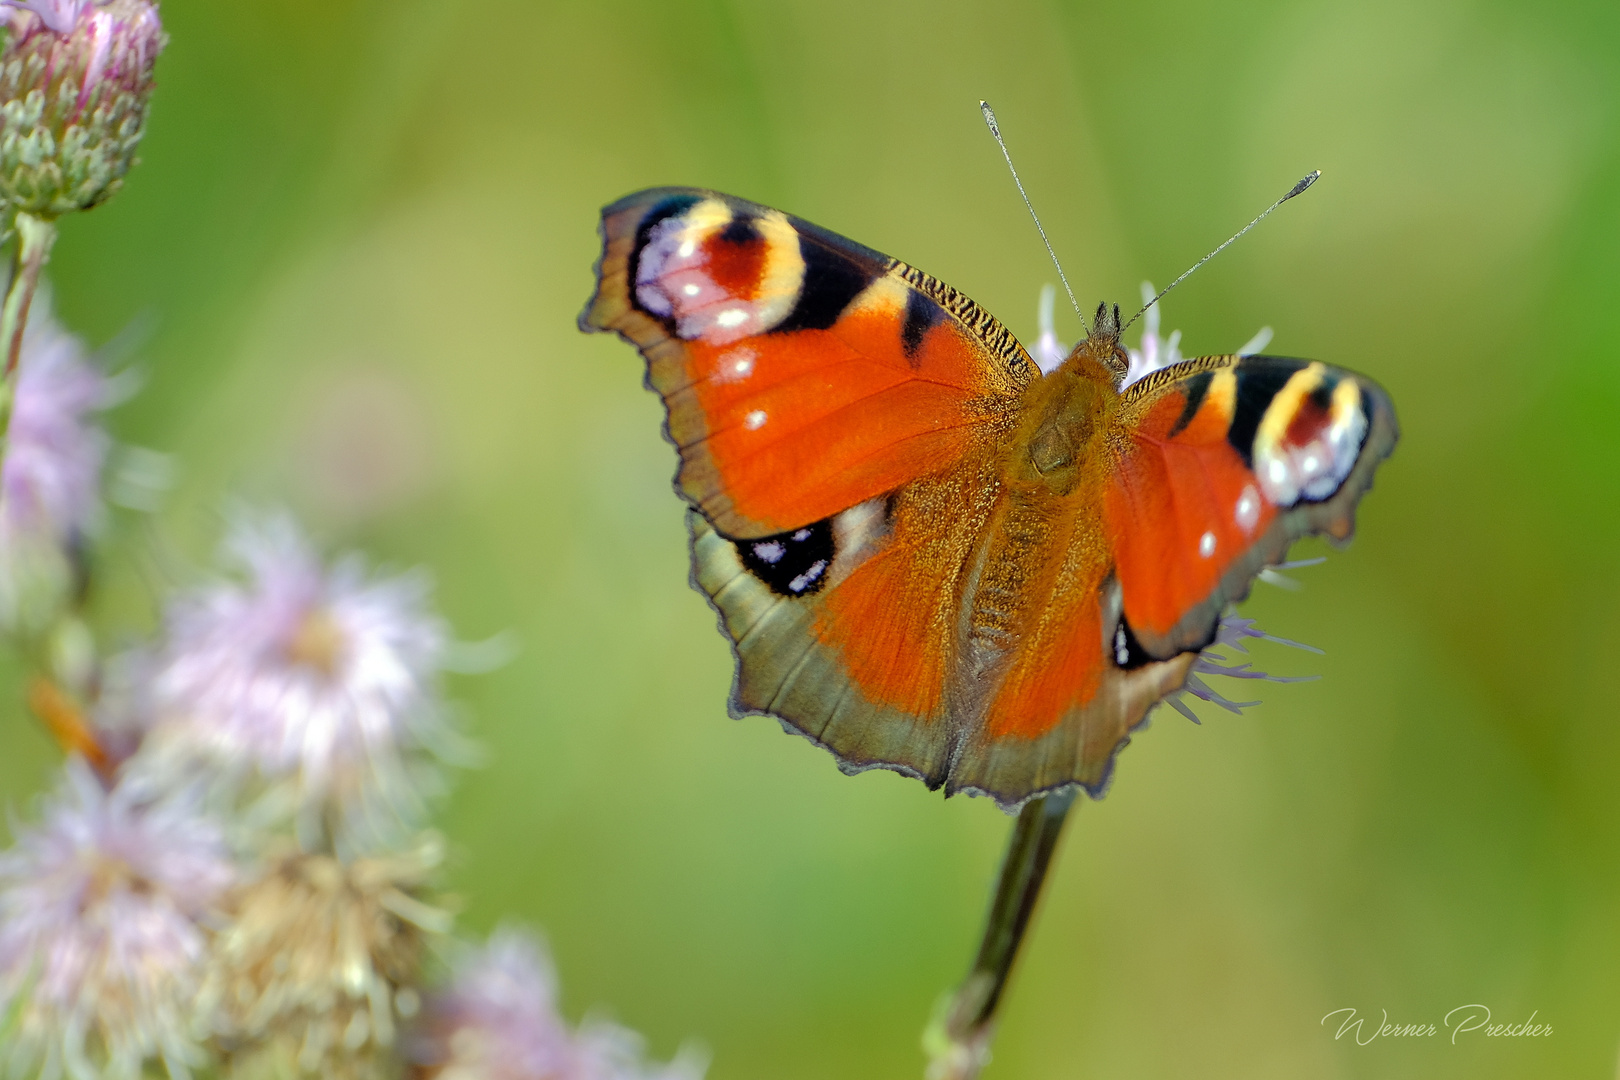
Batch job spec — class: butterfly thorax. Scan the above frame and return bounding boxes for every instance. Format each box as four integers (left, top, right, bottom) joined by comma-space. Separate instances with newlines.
1012, 324, 1127, 498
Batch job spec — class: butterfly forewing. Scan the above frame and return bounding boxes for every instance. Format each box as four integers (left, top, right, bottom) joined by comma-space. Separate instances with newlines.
1107, 354, 1398, 659
580, 187, 1036, 540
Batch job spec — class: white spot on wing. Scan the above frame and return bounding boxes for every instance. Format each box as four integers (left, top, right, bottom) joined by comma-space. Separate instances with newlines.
1235, 485, 1261, 533
1199, 531, 1217, 558
791, 529, 811, 541
751, 541, 785, 564
715, 308, 749, 329
682, 282, 701, 297
716, 347, 756, 382
789, 559, 828, 593
744, 410, 767, 430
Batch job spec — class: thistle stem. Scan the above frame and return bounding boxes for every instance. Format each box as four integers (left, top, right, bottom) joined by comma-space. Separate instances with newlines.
925, 789, 1078, 1080
27, 676, 110, 779
0, 211, 58, 426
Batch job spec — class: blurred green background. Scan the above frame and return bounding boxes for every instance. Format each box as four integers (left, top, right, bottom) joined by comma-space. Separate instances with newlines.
1, 0, 1617, 1076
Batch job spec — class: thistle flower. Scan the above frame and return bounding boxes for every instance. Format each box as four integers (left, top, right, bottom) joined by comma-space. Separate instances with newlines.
200, 836, 450, 1080
1031, 283, 1272, 383
0, 290, 110, 634
0, 2, 92, 35
1032, 285, 1068, 375
1123, 280, 1272, 387
130, 511, 457, 854
411, 926, 707, 1080
0, 758, 235, 1080
1164, 611, 1323, 722
0, 0, 166, 217
4, 294, 108, 534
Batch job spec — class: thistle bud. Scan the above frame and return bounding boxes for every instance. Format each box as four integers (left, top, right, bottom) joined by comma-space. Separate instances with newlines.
0, 0, 165, 217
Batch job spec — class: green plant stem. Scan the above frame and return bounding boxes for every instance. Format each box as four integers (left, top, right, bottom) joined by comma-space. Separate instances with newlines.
925, 789, 1078, 1080
0, 210, 59, 435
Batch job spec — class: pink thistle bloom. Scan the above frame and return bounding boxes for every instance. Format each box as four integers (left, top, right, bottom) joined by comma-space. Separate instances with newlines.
1123, 280, 1272, 387
412, 927, 707, 1080
1164, 609, 1322, 722
4, 294, 111, 542
132, 511, 456, 853
0, 293, 112, 633
0, 0, 93, 35
0, 758, 235, 1080
1031, 285, 1068, 375
1030, 283, 1272, 383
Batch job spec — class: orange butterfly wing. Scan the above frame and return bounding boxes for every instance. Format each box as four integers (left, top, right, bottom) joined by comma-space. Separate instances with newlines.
580, 188, 1034, 539
582, 188, 1038, 788
1106, 355, 1399, 658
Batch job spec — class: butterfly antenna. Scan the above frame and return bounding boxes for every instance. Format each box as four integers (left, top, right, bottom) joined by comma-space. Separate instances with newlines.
980, 100, 1087, 334
1123, 170, 1321, 333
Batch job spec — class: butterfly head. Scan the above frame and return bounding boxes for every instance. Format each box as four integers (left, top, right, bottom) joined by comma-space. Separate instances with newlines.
1076, 302, 1129, 382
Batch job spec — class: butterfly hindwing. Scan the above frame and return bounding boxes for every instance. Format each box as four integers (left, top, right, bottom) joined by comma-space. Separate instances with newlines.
687, 458, 1004, 788
581, 187, 1037, 540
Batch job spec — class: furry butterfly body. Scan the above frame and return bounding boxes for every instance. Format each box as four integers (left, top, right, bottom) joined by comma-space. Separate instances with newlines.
581, 187, 1397, 809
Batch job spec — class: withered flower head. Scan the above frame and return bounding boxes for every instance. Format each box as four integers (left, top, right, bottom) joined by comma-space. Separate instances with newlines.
199, 835, 450, 1080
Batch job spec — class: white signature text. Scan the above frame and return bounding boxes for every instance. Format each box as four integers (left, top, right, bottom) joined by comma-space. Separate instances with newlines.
1321, 1005, 1551, 1046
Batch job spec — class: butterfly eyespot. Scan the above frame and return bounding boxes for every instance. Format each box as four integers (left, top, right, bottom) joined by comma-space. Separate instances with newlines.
1110, 615, 1154, 670
735, 519, 835, 597
1240, 362, 1372, 508
629, 198, 807, 345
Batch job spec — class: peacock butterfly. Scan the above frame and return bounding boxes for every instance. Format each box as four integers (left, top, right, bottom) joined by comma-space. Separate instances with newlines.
579, 187, 1396, 809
